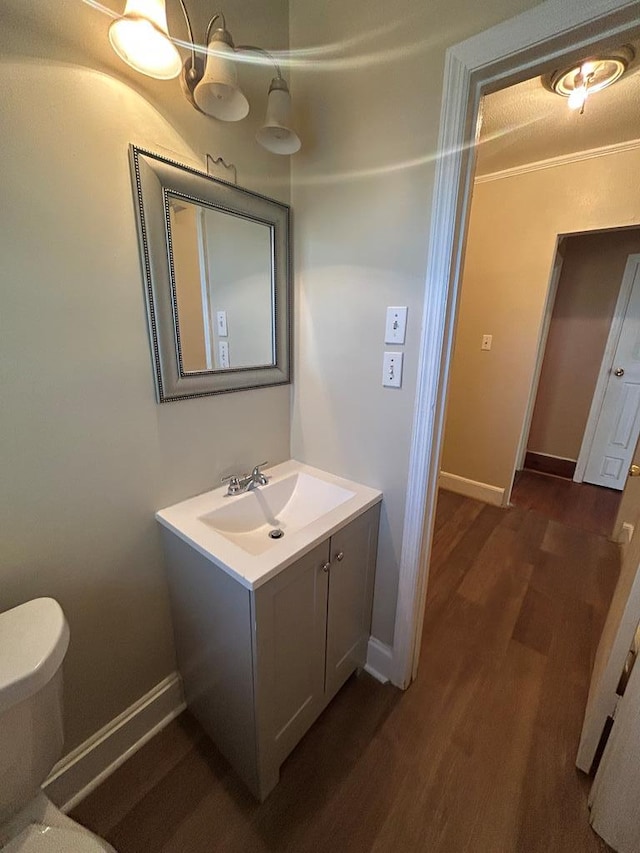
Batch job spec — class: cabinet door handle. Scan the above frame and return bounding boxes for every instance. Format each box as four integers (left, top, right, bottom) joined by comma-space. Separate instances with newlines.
335, 551, 344, 562
322, 561, 331, 573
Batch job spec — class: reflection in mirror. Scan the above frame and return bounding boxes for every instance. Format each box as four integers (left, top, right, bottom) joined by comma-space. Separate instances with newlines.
129, 146, 290, 403
168, 197, 274, 373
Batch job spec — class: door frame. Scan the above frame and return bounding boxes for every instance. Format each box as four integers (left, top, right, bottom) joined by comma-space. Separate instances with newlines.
512, 236, 566, 476
196, 208, 215, 370
574, 253, 640, 484
391, 0, 640, 689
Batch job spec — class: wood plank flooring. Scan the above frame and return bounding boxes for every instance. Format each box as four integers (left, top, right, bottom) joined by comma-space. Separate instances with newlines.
73, 491, 620, 852
511, 469, 621, 538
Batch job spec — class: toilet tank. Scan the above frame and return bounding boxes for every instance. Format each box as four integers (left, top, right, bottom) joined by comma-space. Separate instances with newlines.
0, 599, 70, 823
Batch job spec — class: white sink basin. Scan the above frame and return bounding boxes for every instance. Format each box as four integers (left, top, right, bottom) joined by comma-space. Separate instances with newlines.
199, 472, 355, 555
156, 460, 382, 589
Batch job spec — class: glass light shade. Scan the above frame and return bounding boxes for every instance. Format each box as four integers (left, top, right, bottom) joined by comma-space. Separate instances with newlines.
193, 40, 249, 121
109, 0, 181, 79
256, 83, 301, 155
550, 49, 634, 107
568, 85, 588, 110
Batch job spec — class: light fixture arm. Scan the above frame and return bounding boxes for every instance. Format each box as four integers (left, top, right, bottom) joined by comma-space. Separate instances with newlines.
167, 2, 287, 92
205, 12, 227, 43
579, 67, 595, 115
174, 4, 231, 79
176, 0, 196, 71
235, 45, 283, 81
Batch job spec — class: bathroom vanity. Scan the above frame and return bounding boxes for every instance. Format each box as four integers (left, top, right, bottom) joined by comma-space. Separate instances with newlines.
157, 461, 382, 800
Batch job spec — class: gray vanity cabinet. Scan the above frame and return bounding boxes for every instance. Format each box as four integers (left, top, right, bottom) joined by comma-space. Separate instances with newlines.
162, 503, 380, 802
325, 509, 379, 698
253, 540, 330, 793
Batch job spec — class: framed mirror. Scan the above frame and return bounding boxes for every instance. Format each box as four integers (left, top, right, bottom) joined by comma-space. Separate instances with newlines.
129, 146, 291, 402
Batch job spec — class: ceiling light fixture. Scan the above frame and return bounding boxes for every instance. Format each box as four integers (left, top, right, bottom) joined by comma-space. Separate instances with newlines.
547, 45, 635, 115
108, 1, 301, 155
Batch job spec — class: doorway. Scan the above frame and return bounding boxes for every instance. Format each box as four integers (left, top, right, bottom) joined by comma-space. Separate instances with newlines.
519, 235, 640, 494
392, 0, 640, 690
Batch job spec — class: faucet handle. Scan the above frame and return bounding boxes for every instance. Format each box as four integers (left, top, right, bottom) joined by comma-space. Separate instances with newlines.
221, 474, 242, 496
253, 462, 269, 485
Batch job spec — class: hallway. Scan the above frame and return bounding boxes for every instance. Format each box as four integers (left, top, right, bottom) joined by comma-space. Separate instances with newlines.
73, 491, 620, 852
511, 469, 621, 538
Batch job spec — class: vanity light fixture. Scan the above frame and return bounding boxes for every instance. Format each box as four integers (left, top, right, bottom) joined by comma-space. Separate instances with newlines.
109, 0, 183, 79
108, 0, 301, 154
548, 45, 635, 115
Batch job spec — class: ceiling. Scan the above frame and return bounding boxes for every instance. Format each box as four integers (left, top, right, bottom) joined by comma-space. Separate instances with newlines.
476, 42, 640, 177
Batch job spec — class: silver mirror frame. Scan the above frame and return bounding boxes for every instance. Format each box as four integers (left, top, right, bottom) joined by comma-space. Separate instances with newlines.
129, 145, 291, 403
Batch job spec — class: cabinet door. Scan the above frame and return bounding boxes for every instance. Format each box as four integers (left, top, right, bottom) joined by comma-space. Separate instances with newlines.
325, 505, 380, 699
254, 540, 330, 781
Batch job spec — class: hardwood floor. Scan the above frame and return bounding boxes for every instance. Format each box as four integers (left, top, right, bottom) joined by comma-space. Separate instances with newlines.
73, 491, 620, 852
511, 469, 621, 538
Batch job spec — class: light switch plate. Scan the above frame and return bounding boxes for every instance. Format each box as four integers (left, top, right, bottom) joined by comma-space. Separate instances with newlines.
218, 340, 230, 368
383, 352, 403, 388
216, 310, 228, 337
385, 306, 408, 344
481, 334, 492, 351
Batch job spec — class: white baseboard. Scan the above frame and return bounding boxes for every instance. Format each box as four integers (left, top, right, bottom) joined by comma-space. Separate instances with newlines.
44, 673, 185, 813
439, 471, 505, 507
364, 637, 393, 684
525, 451, 576, 463
620, 522, 635, 546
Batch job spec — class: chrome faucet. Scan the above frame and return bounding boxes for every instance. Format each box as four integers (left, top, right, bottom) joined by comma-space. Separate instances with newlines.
222, 462, 269, 496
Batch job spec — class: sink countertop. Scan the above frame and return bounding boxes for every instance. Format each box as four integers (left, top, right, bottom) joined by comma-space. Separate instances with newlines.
156, 460, 382, 590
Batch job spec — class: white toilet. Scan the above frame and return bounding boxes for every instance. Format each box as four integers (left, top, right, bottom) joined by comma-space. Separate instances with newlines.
0, 598, 116, 852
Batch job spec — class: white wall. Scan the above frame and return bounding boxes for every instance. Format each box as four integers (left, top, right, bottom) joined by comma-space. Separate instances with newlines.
288, 0, 541, 645
0, 0, 290, 752
204, 212, 274, 368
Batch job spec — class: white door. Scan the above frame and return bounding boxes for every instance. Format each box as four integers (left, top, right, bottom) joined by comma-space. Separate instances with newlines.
589, 622, 640, 852
580, 255, 640, 490
577, 522, 640, 772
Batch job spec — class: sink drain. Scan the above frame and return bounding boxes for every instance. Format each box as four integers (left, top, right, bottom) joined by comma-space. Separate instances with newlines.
268, 528, 284, 539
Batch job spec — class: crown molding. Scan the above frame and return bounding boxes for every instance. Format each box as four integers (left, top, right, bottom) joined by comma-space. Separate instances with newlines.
475, 137, 640, 184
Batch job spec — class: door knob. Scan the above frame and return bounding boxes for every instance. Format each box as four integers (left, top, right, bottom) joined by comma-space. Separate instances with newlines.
614, 367, 625, 377
335, 551, 344, 562
322, 562, 331, 573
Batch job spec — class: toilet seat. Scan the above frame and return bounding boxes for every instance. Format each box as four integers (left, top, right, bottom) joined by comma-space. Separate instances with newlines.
2, 823, 115, 852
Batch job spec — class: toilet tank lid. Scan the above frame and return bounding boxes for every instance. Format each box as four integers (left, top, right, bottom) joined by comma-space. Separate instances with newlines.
0, 598, 70, 714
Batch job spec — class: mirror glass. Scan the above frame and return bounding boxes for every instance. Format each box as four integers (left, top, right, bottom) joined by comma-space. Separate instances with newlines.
129, 146, 291, 403
168, 197, 274, 372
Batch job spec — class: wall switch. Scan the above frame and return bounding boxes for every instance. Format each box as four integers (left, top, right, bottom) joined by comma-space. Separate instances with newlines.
383, 352, 403, 388
218, 340, 230, 368
385, 306, 408, 344
216, 310, 228, 337
481, 334, 492, 351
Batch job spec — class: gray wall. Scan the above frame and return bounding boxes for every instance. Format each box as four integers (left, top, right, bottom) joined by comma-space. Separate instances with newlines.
288, 0, 541, 645
0, 0, 290, 751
